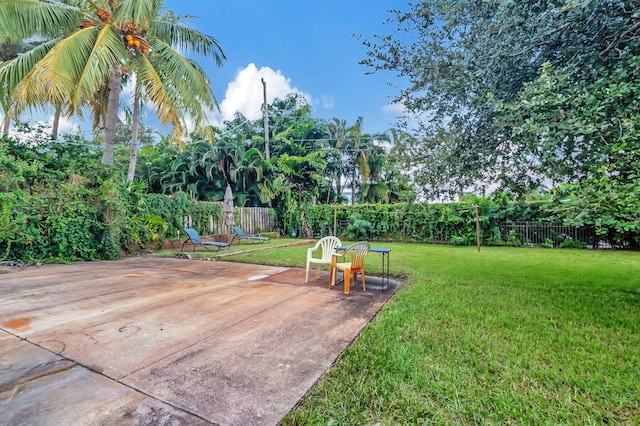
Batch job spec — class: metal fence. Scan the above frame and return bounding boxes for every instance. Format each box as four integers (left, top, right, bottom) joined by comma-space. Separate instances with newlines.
496, 222, 597, 248
331, 219, 610, 248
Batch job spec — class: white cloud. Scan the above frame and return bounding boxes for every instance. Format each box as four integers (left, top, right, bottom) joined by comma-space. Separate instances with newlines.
320, 94, 334, 110
210, 63, 312, 126
383, 101, 405, 114
54, 115, 82, 135
373, 138, 392, 152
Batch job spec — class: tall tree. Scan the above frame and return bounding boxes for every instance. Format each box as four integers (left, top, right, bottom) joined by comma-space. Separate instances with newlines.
360, 0, 640, 199
327, 117, 364, 203
126, 90, 141, 182
0, 0, 225, 165
277, 151, 329, 205
327, 117, 372, 204
0, 38, 43, 136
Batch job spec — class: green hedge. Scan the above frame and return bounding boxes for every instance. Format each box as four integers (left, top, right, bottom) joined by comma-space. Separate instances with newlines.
1, 185, 222, 262
0, 137, 223, 262
4, 135, 632, 261
295, 198, 553, 245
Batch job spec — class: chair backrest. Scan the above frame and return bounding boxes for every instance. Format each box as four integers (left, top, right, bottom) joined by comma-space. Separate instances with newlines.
184, 228, 203, 244
232, 226, 245, 237
315, 236, 342, 262
345, 241, 370, 269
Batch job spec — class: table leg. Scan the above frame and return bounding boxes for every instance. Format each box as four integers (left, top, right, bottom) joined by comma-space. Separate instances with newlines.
383, 252, 389, 291
376, 251, 390, 291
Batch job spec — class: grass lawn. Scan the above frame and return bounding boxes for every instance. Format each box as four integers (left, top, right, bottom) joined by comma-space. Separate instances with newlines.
224, 241, 640, 425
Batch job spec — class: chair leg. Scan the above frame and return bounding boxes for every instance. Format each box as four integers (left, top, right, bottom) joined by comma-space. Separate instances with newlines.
305, 262, 310, 283
329, 265, 335, 289
344, 269, 351, 294
362, 271, 366, 291
316, 263, 321, 278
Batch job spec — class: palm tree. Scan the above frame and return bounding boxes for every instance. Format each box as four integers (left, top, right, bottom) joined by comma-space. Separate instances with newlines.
380, 128, 418, 203
0, 38, 44, 136
327, 117, 364, 203
126, 90, 141, 182
327, 117, 372, 204
217, 135, 270, 206
0, 0, 225, 166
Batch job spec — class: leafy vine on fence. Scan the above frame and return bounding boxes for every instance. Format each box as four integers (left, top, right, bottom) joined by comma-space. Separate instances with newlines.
298, 198, 553, 245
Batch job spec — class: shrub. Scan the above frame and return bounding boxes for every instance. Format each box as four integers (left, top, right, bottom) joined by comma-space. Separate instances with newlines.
345, 215, 373, 241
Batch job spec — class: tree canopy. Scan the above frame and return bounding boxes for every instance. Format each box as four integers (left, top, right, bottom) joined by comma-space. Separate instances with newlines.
361, 0, 640, 201
0, 0, 225, 165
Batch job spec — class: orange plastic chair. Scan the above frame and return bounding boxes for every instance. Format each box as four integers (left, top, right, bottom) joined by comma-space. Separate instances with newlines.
329, 241, 370, 294
306, 236, 342, 283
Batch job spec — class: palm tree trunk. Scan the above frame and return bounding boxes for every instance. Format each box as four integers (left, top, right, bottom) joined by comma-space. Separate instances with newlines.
2, 114, 9, 136
102, 67, 122, 166
336, 161, 345, 197
127, 91, 141, 182
51, 106, 61, 139
351, 169, 356, 205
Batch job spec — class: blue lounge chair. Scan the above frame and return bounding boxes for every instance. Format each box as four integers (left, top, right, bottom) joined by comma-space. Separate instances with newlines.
232, 226, 270, 244
182, 228, 230, 252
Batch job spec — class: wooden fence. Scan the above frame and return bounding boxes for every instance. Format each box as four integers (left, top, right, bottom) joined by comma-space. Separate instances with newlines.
185, 207, 275, 236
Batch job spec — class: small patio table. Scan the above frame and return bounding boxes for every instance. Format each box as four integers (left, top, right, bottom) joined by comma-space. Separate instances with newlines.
335, 245, 391, 291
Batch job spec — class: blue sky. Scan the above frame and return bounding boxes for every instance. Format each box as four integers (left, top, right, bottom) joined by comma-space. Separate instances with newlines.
4, 1, 407, 139
162, 0, 406, 135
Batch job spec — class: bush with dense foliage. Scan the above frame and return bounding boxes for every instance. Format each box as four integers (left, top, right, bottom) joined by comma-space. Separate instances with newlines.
0, 136, 222, 262
2, 131, 637, 263
293, 197, 553, 246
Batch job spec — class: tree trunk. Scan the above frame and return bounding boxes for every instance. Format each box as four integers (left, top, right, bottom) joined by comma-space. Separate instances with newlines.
102, 67, 122, 165
351, 169, 356, 205
51, 106, 60, 140
127, 91, 141, 182
2, 114, 9, 136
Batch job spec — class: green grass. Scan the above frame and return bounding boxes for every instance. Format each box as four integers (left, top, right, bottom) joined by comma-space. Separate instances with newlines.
221, 241, 640, 424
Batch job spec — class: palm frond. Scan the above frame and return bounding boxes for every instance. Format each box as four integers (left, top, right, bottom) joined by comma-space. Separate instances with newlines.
14, 26, 126, 109
146, 38, 217, 109
149, 19, 225, 66
131, 53, 183, 136
186, 59, 211, 86
192, 124, 216, 144
113, 0, 163, 29
87, 84, 110, 131
0, 0, 80, 42
73, 26, 127, 104
0, 39, 57, 93
135, 38, 218, 140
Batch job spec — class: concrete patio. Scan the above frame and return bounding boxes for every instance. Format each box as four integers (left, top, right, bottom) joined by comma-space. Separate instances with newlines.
0, 257, 398, 425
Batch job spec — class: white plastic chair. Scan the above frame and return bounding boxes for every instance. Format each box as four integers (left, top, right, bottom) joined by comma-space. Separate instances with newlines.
305, 236, 342, 283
